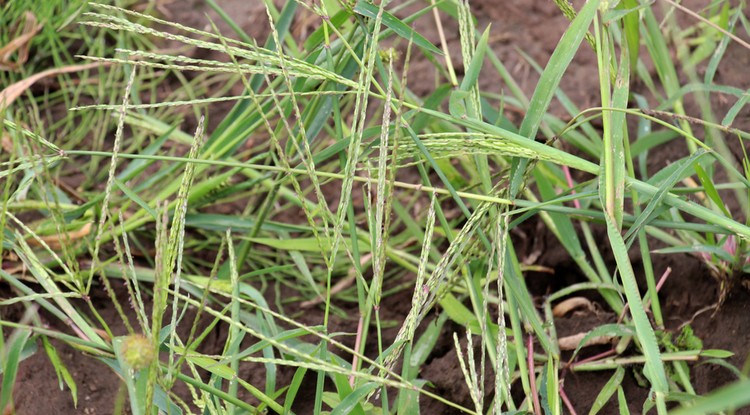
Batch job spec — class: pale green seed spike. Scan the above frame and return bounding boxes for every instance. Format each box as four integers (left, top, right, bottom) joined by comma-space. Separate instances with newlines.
87, 68, 136, 294
381, 195, 436, 374
494, 214, 511, 414
370, 51, 395, 307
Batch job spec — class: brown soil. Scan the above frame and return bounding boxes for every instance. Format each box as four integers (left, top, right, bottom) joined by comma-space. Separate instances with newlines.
5, 1, 750, 414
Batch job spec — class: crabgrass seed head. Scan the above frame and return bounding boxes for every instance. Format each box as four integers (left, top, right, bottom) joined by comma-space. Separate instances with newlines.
379, 48, 400, 63
121, 334, 154, 370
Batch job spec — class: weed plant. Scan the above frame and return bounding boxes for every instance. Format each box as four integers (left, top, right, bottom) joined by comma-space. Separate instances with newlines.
2, 0, 750, 414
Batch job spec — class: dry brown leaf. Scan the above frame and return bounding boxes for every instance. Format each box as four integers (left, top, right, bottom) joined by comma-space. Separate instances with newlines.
0, 12, 42, 70
0, 61, 109, 111
1, 120, 30, 154
1, 131, 13, 153
558, 332, 615, 351
552, 296, 595, 317
28, 222, 92, 251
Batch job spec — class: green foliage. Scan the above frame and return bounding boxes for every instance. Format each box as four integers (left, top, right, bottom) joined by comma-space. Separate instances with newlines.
2, 0, 750, 414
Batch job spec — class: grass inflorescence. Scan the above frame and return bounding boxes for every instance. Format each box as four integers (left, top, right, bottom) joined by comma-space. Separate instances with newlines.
2, 0, 750, 414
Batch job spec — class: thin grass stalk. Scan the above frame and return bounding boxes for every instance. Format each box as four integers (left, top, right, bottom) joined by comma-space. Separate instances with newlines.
116, 212, 149, 333
641, 6, 698, 153
220, 31, 342, 299
453, 331, 482, 413
165, 116, 205, 389
479, 222, 495, 413
330, 0, 389, 271
429, 0, 458, 86
506, 290, 532, 410
5, 215, 106, 346
595, 13, 622, 229
207, 16, 336, 298
527, 334, 541, 415
169, 288, 475, 413
97, 222, 135, 336
172, 235, 227, 380
262, 11, 334, 239
368, 46, 397, 406
86, 67, 135, 293
380, 195, 436, 380
226, 229, 242, 415
371, 49, 395, 308
147, 202, 168, 411
494, 214, 512, 413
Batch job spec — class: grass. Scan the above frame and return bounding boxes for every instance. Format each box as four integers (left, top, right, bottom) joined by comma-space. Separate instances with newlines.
2, 0, 750, 414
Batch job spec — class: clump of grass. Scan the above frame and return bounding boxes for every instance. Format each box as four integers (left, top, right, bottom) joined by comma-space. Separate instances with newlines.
3, 0, 750, 414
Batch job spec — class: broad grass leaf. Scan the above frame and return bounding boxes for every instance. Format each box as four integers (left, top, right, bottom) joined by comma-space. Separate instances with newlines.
284, 366, 308, 413
694, 162, 731, 217
185, 213, 307, 233
604, 214, 668, 401
614, 0, 643, 71
589, 366, 625, 415
42, 336, 78, 407
353, 1, 443, 56
459, 27, 491, 92
617, 387, 630, 415
188, 355, 235, 380
624, 150, 708, 244
330, 382, 379, 415
630, 130, 678, 157
115, 178, 158, 220
410, 313, 447, 368
304, 10, 351, 51
0, 328, 31, 412
669, 378, 750, 415
509, 0, 602, 196
441, 292, 478, 328
397, 379, 426, 415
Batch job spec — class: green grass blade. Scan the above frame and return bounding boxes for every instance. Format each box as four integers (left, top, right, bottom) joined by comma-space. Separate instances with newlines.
353, 1, 442, 56
509, 0, 602, 196
617, 0, 640, 72
604, 213, 668, 411
331, 382, 379, 415
0, 327, 31, 412
589, 366, 626, 415
41, 336, 78, 407
283, 366, 307, 413
596, 11, 630, 231
693, 162, 731, 217
624, 150, 709, 244
618, 386, 631, 415
670, 378, 750, 415
397, 378, 426, 415
114, 178, 158, 220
